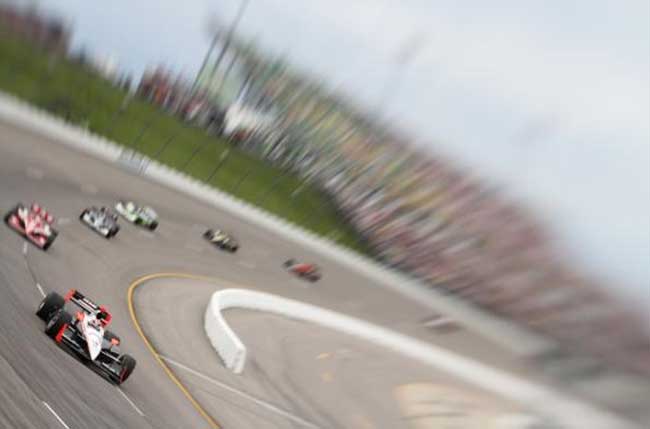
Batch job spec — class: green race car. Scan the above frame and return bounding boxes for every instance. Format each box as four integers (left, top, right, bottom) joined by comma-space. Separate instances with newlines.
115, 200, 158, 230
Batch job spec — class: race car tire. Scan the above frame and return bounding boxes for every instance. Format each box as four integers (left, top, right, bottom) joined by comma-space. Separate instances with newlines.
108, 225, 120, 238
283, 259, 295, 268
148, 221, 158, 231
116, 354, 137, 384
79, 209, 88, 223
44, 310, 72, 340
3, 205, 19, 225
36, 292, 65, 321
43, 230, 58, 251
203, 229, 213, 239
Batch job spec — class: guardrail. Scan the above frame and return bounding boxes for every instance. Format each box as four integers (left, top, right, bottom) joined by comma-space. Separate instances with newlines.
0, 90, 553, 357
204, 288, 635, 429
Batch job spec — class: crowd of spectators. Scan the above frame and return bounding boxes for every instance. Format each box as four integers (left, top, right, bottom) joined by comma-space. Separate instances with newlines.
332, 143, 650, 376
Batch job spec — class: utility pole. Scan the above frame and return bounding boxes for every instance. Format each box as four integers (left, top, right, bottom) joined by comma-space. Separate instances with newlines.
191, 30, 221, 95
193, 0, 251, 98
376, 32, 428, 116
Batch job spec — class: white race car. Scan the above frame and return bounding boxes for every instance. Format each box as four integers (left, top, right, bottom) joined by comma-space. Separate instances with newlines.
80, 206, 120, 238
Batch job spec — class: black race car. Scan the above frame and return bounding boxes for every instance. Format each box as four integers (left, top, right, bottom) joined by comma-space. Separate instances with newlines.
203, 229, 239, 253
36, 289, 136, 385
80, 206, 120, 238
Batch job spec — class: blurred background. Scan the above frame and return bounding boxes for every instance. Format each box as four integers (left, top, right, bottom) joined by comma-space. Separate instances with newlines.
1, 0, 648, 427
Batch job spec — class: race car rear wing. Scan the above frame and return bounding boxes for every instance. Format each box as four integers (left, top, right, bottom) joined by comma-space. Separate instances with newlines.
63, 289, 112, 325
64, 289, 99, 312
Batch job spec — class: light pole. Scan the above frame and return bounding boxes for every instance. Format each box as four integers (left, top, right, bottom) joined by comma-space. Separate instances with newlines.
191, 29, 221, 95
192, 0, 251, 98
376, 32, 428, 117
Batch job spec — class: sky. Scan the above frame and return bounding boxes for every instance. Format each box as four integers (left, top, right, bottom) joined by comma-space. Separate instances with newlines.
37, 0, 649, 310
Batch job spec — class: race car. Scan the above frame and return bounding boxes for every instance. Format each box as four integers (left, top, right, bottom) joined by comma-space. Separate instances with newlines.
4, 202, 58, 250
203, 228, 239, 252
80, 206, 120, 238
283, 259, 322, 282
36, 289, 136, 385
115, 200, 158, 230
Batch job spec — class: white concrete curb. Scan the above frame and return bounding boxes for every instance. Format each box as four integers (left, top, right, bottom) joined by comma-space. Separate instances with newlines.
0, 91, 553, 356
205, 288, 637, 429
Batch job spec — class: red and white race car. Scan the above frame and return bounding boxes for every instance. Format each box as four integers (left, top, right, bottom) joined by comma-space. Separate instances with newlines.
36, 289, 136, 384
4, 203, 58, 250
283, 259, 322, 282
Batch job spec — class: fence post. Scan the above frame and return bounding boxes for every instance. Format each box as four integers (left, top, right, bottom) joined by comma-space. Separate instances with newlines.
131, 119, 154, 150
153, 133, 178, 159
104, 108, 123, 138
257, 169, 288, 205
206, 149, 230, 182
181, 139, 207, 170
232, 167, 254, 193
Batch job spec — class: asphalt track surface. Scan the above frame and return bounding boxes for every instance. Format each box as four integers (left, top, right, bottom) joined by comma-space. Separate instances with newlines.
135, 277, 527, 429
0, 119, 630, 428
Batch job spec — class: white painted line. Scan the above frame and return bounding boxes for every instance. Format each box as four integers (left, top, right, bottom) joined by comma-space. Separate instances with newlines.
160, 355, 320, 429
116, 388, 145, 417
42, 402, 71, 429
22, 242, 28, 255
36, 283, 46, 298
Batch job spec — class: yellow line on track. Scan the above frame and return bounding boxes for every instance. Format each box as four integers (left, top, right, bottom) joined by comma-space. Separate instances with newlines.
127, 272, 228, 429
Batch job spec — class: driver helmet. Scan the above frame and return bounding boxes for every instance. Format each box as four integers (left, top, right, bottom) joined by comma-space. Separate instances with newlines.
88, 314, 102, 328
97, 305, 108, 319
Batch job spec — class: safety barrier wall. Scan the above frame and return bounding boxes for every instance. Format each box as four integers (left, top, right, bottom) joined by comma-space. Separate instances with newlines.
204, 291, 246, 374
205, 288, 635, 429
0, 91, 552, 356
